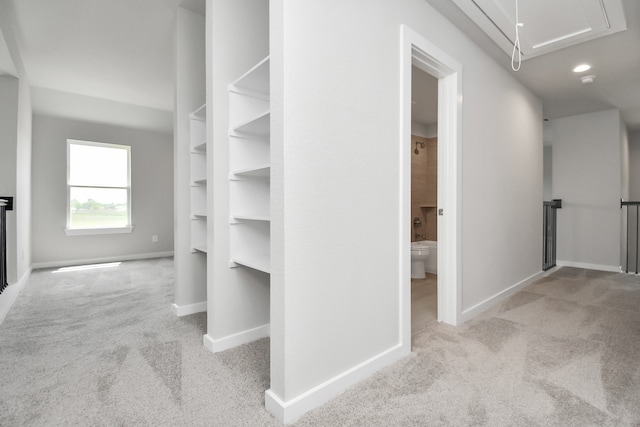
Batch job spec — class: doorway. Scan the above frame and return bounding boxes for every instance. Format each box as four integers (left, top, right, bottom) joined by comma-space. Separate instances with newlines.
400, 25, 462, 349
410, 66, 438, 334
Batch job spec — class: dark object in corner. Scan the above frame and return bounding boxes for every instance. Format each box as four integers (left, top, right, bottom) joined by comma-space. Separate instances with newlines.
0, 196, 12, 294
0, 196, 14, 211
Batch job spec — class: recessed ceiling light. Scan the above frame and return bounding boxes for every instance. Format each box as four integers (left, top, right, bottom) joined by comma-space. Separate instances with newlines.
573, 64, 591, 73
580, 75, 596, 84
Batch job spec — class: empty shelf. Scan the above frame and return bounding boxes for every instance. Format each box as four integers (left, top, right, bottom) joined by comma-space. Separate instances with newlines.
230, 56, 270, 95
231, 215, 270, 222
190, 103, 207, 119
231, 255, 270, 274
232, 110, 270, 135
231, 164, 270, 178
192, 245, 207, 254
192, 141, 206, 152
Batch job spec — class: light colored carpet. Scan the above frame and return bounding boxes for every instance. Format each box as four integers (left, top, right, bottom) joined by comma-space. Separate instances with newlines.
1, 260, 639, 426
411, 273, 437, 334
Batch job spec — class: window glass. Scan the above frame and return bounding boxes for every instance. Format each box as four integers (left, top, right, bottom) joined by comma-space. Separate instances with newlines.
68, 140, 131, 230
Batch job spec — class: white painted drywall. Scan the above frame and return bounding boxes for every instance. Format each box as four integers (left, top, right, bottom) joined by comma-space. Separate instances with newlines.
0, 76, 31, 287
0, 1, 33, 287
552, 109, 623, 270
0, 76, 19, 284
0, 28, 16, 76
621, 123, 629, 202
620, 122, 630, 269
630, 131, 640, 200
269, 0, 542, 415
31, 115, 173, 265
206, 0, 270, 342
544, 146, 553, 201
174, 7, 206, 310
32, 87, 172, 134
15, 74, 32, 283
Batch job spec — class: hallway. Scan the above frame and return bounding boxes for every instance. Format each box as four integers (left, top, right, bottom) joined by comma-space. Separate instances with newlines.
1, 260, 639, 425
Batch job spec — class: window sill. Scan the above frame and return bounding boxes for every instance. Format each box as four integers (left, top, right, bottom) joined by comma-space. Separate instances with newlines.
65, 226, 134, 236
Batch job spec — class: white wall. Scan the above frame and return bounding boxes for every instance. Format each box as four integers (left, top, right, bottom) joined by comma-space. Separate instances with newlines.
0, 76, 19, 284
543, 146, 552, 201
268, 0, 542, 420
630, 131, 640, 200
32, 87, 173, 134
0, 1, 32, 287
205, 0, 270, 345
31, 115, 173, 266
627, 130, 640, 271
174, 6, 206, 311
621, 122, 629, 202
552, 109, 624, 270
15, 74, 32, 283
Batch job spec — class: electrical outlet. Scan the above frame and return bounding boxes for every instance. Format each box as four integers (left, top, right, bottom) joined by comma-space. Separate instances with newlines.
152, 235, 159, 243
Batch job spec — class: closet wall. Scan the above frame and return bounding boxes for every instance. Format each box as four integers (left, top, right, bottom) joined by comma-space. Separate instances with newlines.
204, 0, 270, 351
173, 6, 207, 315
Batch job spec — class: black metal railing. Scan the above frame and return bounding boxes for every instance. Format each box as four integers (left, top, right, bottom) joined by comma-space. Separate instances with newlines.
621, 199, 640, 274
0, 197, 9, 294
543, 199, 562, 271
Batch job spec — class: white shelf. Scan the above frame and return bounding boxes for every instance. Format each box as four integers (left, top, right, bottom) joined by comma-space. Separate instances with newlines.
192, 245, 208, 254
190, 103, 208, 257
190, 116, 206, 151
192, 141, 206, 152
191, 103, 206, 119
231, 164, 270, 178
232, 110, 270, 135
229, 57, 270, 276
230, 56, 270, 95
230, 255, 270, 274
231, 215, 270, 222
229, 133, 269, 173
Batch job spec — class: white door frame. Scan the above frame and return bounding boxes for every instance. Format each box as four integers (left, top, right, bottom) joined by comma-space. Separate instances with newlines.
399, 25, 463, 348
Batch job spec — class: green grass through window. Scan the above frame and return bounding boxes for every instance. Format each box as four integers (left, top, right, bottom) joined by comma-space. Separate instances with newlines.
70, 210, 128, 228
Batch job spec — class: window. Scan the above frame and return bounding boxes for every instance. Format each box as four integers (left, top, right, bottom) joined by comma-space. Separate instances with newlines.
66, 139, 132, 235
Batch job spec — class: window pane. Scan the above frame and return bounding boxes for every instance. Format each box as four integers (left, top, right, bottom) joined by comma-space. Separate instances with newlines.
70, 187, 129, 228
69, 143, 128, 187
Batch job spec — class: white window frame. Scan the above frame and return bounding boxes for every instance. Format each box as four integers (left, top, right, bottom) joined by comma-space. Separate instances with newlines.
65, 139, 133, 236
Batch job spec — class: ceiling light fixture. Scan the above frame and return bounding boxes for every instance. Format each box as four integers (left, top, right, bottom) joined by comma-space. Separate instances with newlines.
580, 75, 596, 84
573, 64, 592, 73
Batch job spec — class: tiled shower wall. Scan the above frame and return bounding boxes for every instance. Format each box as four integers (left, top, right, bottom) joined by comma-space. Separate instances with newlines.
411, 135, 437, 242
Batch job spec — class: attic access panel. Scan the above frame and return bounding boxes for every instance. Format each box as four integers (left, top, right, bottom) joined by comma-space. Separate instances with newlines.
452, 0, 627, 60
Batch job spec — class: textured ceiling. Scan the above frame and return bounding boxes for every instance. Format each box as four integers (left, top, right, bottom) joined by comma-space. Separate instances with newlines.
5, 0, 640, 133
426, 0, 640, 131
411, 65, 438, 129
10, 0, 180, 111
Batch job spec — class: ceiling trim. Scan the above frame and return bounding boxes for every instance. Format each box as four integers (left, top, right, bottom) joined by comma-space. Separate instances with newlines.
451, 0, 627, 60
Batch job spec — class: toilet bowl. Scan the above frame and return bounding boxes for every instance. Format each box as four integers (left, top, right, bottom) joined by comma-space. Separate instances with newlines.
411, 241, 431, 279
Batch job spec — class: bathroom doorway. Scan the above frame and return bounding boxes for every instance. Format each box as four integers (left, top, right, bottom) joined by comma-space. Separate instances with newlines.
410, 66, 438, 334
400, 25, 462, 351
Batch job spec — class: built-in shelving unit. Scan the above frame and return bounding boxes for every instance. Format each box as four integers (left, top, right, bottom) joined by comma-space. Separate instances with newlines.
190, 103, 208, 254
228, 56, 270, 273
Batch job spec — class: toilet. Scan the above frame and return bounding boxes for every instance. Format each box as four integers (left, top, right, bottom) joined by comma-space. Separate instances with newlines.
411, 241, 431, 279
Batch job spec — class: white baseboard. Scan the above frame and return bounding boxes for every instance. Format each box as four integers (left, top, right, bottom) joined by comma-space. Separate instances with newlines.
556, 260, 620, 273
203, 323, 270, 353
0, 267, 32, 325
461, 270, 545, 323
32, 251, 174, 270
265, 344, 408, 424
170, 301, 206, 317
